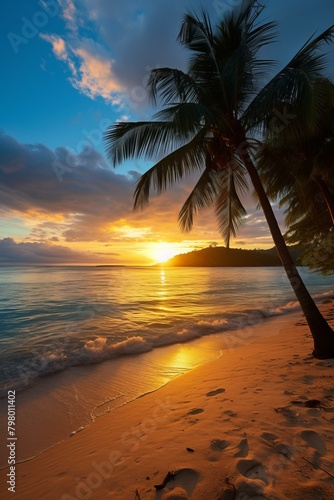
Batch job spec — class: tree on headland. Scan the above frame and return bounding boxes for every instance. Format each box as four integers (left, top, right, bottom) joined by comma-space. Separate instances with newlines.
105, 1, 334, 358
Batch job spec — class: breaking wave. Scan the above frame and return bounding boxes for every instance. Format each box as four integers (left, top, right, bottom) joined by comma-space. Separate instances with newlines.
1, 288, 333, 397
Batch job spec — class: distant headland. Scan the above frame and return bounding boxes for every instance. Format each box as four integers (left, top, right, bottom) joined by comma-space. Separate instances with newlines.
161, 245, 302, 267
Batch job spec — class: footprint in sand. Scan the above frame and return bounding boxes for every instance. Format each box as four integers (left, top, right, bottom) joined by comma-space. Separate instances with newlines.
234, 438, 249, 458
297, 430, 327, 456
300, 375, 314, 385
273, 443, 295, 458
210, 439, 229, 451
206, 388, 226, 397
156, 468, 199, 500
316, 360, 334, 367
261, 432, 279, 443
187, 408, 204, 415
274, 406, 300, 419
237, 459, 270, 485
224, 410, 237, 417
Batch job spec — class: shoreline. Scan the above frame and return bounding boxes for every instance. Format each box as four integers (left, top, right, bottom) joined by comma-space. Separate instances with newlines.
0, 338, 222, 467
0, 305, 307, 468
1, 302, 334, 499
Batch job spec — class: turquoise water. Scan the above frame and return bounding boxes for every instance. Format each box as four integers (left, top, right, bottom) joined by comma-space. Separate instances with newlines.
0, 265, 333, 396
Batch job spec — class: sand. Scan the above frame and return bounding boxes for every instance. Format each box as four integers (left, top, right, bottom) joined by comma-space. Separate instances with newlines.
1, 303, 334, 499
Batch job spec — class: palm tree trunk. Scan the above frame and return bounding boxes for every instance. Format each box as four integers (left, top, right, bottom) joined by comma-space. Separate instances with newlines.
240, 149, 334, 359
315, 176, 334, 225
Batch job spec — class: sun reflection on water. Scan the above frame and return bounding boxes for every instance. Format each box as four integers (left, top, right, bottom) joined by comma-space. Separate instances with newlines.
157, 269, 167, 298
157, 344, 205, 371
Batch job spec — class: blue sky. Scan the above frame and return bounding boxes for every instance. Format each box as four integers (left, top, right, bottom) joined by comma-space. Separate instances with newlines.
1, 0, 334, 264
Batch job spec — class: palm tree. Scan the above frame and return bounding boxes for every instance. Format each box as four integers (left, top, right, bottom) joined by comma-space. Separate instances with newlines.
105, 1, 334, 358
257, 77, 334, 224
256, 76, 334, 275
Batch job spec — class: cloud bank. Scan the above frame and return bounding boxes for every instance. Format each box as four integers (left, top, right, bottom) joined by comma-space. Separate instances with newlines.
0, 237, 117, 265
0, 131, 211, 263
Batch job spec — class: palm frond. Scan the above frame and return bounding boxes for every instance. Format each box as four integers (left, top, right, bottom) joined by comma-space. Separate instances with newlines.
234, 0, 265, 25
178, 168, 220, 232
315, 137, 334, 184
154, 102, 219, 130
104, 120, 199, 166
243, 25, 334, 133
215, 167, 247, 247
246, 20, 278, 52
256, 143, 296, 200
178, 9, 229, 111
133, 130, 207, 209
147, 68, 201, 106
178, 9, 215, 53
182, 5, 277, 115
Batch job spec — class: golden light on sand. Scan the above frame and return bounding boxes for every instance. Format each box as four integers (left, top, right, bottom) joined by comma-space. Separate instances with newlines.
160, 345, 202, 369
150, 242, 179, 263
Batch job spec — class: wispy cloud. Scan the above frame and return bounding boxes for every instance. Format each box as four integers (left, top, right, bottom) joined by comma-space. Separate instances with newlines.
40, 33, 78, 76
70, 40, 122, 104
52, 4, 123, 104
40, 34, 67, 59
41, 33, 123, 104
59, 0, 79, 34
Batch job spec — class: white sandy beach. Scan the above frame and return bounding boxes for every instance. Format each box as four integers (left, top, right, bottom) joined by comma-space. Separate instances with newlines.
1, 302, 334, 499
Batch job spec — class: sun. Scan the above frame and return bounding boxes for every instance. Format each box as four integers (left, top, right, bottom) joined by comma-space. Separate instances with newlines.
150, 242, 179, 263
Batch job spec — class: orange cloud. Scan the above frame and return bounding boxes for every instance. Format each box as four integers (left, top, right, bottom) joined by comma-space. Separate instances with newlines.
40, 34, 67, 59
71, 44, 122, 103
40, 34, 78, 76
59, 0, 78, 32
41, 32, 123, 104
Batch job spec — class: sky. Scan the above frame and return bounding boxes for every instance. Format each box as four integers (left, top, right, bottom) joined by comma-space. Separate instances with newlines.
1, 0, 334, 265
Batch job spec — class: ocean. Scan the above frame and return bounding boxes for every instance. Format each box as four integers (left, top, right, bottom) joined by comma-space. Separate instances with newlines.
0, 265, 333, 463
1, 265, 333, 398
